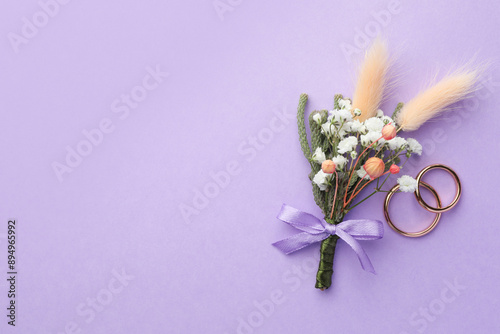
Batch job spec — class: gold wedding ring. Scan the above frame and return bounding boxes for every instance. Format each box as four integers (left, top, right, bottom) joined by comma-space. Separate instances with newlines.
384, 182, 442, 237
414, 164, 462, 213
383, 164, 461, 237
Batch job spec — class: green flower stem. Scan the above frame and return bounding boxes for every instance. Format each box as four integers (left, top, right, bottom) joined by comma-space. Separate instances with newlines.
378, 171, 392, 190
392, 102, 404, 120
346, 190, 378, 212
309, 111, 323, 152
346, 173, 390, 211
400, 156, 410, 168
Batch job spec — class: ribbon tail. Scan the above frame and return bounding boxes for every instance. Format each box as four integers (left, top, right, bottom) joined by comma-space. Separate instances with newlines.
335, 228, 376, 274
272, 232, 328, 255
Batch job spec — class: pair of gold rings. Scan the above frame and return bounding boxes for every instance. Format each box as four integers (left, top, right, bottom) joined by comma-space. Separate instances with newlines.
383, 164, 462, 237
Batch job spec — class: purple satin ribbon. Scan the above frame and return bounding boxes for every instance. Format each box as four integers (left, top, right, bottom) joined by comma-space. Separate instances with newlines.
272, 204, 384, 274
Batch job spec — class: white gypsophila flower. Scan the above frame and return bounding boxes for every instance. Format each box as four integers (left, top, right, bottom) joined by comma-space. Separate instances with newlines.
313, 170, 332, 191
398, 175, 418, 192
312, 147, 326, 164
364, 117, 385, 132
332, 155, 348, 170
353, 108, 362, 116
329, 109, 353, 123
338, 109, 353, 121
312, 113, 322, 124
337, 136, 358, 154
337, 121, 352, 138
406, 138, 423, 155
350, 119, 364, 132
356, 166, 371, 180
360, 131, 385, 146
350, 151, 357, 159
376, 109, 384, 117
321, 122, 334, 135
338, 99, 352, 110
387, 137, 407, 151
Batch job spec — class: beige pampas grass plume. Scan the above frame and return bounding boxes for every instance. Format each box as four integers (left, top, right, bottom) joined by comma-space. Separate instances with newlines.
352, 38, 390, 121
397, 67, 481, 131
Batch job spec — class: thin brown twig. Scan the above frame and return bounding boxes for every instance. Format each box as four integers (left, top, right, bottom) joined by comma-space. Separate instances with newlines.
330, 170, 339, 220
344, 171, 391, 208
343, 136, 384, 206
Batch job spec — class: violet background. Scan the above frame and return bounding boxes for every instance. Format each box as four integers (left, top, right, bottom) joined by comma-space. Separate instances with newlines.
1, 1, 500, 333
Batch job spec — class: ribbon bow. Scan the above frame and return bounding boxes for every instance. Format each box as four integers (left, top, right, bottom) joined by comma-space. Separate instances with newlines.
272, 204, 384, 274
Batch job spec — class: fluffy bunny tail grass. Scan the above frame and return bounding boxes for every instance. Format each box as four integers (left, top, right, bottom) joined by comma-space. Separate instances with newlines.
352, 38, 390, 121
397, 67, 481, 131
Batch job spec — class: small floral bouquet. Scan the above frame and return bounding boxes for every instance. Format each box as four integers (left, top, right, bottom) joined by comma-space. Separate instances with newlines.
297, 93, 421, 290
273, 39, 481, 290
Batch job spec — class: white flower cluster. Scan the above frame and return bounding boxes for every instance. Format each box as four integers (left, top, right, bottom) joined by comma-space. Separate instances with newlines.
315, 103, 422, 154
397, 175, 418, 192
338, 136, 357, 154
313, 170, 332, 191
311, 100, 423, 192
406, 138, 423, 155
312, 147, 326, 164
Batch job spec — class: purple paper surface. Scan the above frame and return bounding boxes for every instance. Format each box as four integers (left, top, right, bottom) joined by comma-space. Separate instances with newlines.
1, 1, 499, 333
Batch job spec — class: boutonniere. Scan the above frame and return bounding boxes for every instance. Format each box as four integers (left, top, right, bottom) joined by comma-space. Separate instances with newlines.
273, 38, 482, 290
